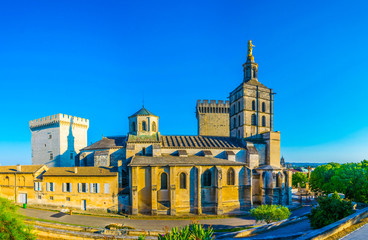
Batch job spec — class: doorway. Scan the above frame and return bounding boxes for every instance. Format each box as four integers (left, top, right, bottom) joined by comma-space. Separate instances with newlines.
18, 193, 27, 204
81, 200, 86, 211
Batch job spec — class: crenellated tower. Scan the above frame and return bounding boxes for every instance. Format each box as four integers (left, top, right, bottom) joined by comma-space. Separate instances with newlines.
196, 100, 230, 137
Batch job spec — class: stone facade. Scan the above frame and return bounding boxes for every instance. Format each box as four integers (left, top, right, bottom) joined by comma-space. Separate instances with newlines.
29, 114, 89, 167
196, 100, 230, 137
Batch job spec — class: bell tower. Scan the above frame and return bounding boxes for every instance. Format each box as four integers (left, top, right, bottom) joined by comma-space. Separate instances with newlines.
229, 40, 274, 139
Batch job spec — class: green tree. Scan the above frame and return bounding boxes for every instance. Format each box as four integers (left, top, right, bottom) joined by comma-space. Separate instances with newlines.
309, 163, 340, 193
250, 205, 291, 224
308, 192, 353, 229
292, 172, 308, 188
331, 162, 368, 203
0, 197, 36, 240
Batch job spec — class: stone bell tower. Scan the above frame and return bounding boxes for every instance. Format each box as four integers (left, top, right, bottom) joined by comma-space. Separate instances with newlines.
229, 40, 274, 138
128, 106, 159, 136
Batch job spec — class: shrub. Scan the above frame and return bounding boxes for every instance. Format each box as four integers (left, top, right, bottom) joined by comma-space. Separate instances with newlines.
158, 221, 214, 240
250, 205, 291, 224
0, 197, 36, 240
308, 192, 354, 229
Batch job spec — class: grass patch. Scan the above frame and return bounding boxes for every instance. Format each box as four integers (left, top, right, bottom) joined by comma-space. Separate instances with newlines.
324, 217, 368, 240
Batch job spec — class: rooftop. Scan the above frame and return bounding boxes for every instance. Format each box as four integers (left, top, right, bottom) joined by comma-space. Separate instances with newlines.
0, 165, 45, 173
43, 166, 118, 176
129, 107, 157, 118
81, 136, 126, 151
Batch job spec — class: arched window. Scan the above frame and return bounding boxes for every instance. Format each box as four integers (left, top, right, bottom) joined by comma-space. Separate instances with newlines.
233, 118, 236, 128
262, 116, 266, 127
203, 170, 211, 187
262, 102, 266, 112
252, 100, 256, 111
180, 172, 186, 189
161, 172, 168, 190
253, 67, 257, 78
132, 122, 136, 132
152, 122, 157, 132
251, 114, 257, 126
227, 168, 235, 185
142, 121, 147, 131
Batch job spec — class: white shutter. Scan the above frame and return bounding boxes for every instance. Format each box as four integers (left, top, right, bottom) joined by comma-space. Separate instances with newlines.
39, 182, 42, 191
53, 182, 56, 192
78, 183, 81, 193
70, 183, 72, 192
90, 183, 94, 193
46, 182, 50, 192
86, 183, 89, 193
63, 183, 66, 192
34, 182, 37, 191
104, 183, 109, 194
97, 183, 100, 193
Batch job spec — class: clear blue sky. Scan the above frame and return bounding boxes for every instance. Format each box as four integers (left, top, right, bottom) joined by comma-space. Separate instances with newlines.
0, 0, 368, 165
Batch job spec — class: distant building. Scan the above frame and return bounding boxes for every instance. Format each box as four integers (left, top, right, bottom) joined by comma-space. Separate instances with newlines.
29, 114, 89, 167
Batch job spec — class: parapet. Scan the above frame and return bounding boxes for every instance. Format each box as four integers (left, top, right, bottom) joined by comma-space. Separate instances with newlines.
29, 114, 89, 129
196, 99, 230, 107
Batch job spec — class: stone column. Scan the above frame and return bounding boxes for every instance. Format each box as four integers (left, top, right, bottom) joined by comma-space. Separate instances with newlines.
258, 170, 264, 204
216, 167, 223, 215
197, 166, 202, 214
170, 166, 176, 216
131, 167, 139, 215
151, 166, 158, 215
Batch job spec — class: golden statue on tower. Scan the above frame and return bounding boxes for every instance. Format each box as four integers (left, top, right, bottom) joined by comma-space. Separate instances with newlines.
247, 40, 255, 62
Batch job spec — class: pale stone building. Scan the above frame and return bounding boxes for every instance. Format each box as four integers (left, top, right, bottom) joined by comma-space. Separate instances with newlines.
29, 114, 89, 167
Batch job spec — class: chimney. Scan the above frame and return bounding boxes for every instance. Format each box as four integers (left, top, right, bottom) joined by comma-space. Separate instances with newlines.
17, 164, 21, 172
74, 167, 78, 174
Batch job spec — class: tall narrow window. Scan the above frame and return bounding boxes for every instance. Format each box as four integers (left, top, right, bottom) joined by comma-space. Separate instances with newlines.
132, 122, 136, 132
142, 121, 147, 131
152, 122, 157, 132
49, 152, 53, 160
142, 147, 146, 156
233, 118, 236, 128
262, 102, 266, 112
203, 170, 212, 187
161, 172, 168, 190
252, 100, 256, 111
262, 116, 266, 127
180, 172, 186, 189
238, 116, 241, 126
253, 67, 257, 78
238, 102, 241, 112
251, 114, 257, 126
227, 168, 235, 185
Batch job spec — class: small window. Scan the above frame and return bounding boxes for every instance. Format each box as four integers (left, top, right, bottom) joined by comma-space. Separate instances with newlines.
251, 114, 257, 126
37, 195, 42, 200
238, 116, 241, 126
63, 183, 72, 192
227, 168, 235, 185
104, 183, 110, 193
238, 102, 241, 112
49, 153, 53, 160
48, 134, 52, 139
66, 197, 70, 201
152, 122, 157, 132
142, 147, 146, 156
233, 118, 237, 128
253, 67, 257, 78
70, 152, 74, 160
142, 121, 147, 131
252, 100, 256, 111
262, 102, 266, 112
90, 183, 99, 193
203, 170, 212, 187
132, 122, 136, 132
48, 182, 55, 192
262, 116, 266, 127
180, 173, 186, 189
80, 183, 88, 193
50, 196, 53, 200
161, 172, 168, 190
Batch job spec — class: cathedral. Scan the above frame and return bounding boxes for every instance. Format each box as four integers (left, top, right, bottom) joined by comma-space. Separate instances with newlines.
30, 41, 292, 215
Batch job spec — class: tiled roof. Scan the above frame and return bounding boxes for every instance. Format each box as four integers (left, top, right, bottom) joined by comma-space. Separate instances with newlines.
0, 165, 44, 173
81, 136, 126, 151
161, 135, 244, 149
244, 79, 269, 88
43, 166, 118, 176
129, 107, 157, 118
129, 156, 246, 167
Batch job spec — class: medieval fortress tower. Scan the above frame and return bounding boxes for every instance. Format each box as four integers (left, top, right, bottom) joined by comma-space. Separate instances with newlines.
29, 114, 89, 167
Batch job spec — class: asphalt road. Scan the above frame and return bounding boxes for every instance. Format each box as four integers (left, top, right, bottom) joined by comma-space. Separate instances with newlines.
341, 222, 368, 240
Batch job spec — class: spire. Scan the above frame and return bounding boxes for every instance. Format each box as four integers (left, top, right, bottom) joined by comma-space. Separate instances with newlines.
243, 40, 258, 82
